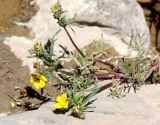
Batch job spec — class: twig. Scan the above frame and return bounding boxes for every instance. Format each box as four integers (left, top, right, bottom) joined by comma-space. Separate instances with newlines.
8, 95, 20, 102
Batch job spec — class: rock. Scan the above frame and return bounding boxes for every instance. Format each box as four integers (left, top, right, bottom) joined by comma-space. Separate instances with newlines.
3, 0, 149, 72
60, 0, 150, 55
0, 83, 160, 125
138, 0, 160, 49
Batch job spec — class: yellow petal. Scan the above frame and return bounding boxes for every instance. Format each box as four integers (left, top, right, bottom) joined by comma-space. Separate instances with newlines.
39, 80, 46, 88
61, 93, 67, 100
56, 93, 67, 103
35, 73, 46, 81
34, 42, 42, 49
20, 89, 27, 97
54, 103, 63, 109
33, 82, 41, 90
62, 101, 68, 109
51, 2, 62, 14
33, 81, 45, 90
30, 73, 46, 90
51, 3, 56, 12
56, 94, 63, 102
35, 72, 41, 77
40, 75, 47, 82
54, 93, 69, 109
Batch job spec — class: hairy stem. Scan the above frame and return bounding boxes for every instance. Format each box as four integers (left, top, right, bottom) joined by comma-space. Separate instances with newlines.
64, 27, 85, 57
85, 79, 130, 100
95, 73, 127, 79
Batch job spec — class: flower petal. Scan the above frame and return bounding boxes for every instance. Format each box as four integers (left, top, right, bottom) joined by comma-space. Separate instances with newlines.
54, 103, 63, 109
56, 94, 63, 102
56, 93, 67, 102
62, 101, 68, 109
61, 93, 67, 100
54, 93, 69, 109
30, 73, 46, 90
39, 80, 46, 88
33, 82, 41, 89
41, 75, 47, 82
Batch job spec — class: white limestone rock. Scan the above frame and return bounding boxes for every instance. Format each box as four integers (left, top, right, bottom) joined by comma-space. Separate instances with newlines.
3, 0, 150, 70
0, 84, 160, 125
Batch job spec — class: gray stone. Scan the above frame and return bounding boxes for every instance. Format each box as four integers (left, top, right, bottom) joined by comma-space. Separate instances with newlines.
0, 84, 160, 125
60, 0, 150, 55
4, 0, 150, 72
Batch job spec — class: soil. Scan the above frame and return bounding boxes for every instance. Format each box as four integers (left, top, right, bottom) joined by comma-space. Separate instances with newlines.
0, 34, 30, 114
0, 0, 38, 38
0, 0, 39, 114
0, 0, 60, 115
0, 34, 58, 114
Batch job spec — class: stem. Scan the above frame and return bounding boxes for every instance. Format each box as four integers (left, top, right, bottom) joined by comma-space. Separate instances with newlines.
95, 59, 122, 72
59, 69, 128, 80
64, 27, 85, 57
85, 79, 130, 100
97, 79, 130, 94
95, 73, 127, 79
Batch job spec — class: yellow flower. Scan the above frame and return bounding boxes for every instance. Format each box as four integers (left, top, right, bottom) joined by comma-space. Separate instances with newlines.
54, 93, 69, 110
30, 73, 47, 90
51, 2, 62, 18
51, 2, 61, 13
10, 101, 16, 109
34, 42, 43, 54
20, 89, 27, 97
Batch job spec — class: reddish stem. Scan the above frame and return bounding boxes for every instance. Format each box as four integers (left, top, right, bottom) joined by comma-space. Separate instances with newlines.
95, 59, 122, 72
64, 27, 85, 57
95, 73, 127, 79
85, 79, 130, 100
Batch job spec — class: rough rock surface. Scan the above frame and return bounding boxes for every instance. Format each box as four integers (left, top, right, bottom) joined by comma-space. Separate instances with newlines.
3, 0, 149, 72
0, 83, 160, 125
60, 0, 150, 55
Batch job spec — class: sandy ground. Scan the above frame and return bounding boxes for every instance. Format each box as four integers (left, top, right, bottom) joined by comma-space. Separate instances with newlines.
0, 0, 38, 37
0, 0, 38, 114
0, 34, 30, 114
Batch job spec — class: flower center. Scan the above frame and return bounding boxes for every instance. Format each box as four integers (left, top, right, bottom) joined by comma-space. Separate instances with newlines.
31, 74, 40, 82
